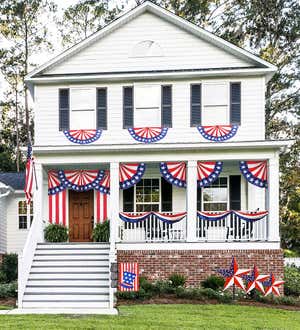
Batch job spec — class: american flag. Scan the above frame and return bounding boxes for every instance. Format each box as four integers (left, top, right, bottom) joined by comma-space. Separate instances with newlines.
24, 144, 35, 204
119, 263, 139, 291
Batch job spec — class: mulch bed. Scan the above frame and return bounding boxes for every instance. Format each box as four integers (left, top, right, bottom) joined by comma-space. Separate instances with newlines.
0, 298, 16, 308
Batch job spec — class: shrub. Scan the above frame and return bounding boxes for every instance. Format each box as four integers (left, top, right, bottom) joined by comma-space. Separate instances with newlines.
152, 280, 176, 294
1, 254, 18, 283
168, 273, 186, 288
284, 265, 300, 296
116, 287, 153, 300
92, 221, 110, 242
44, 224, 68, 242
0, 282, 17, 298
139, 276, 155, 292
201, 275, 225, 291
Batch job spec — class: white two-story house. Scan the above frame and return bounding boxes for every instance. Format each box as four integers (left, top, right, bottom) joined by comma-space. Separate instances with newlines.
18, 1, 289, 313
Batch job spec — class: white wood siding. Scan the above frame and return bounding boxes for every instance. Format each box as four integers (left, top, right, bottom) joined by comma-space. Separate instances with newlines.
34, 76, 265, 146
0, 198, 7, 253
45, 12, 251, 75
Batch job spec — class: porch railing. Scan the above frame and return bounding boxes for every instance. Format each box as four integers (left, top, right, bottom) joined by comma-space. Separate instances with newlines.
118, 212, 187, 243
196, 213, 268, 242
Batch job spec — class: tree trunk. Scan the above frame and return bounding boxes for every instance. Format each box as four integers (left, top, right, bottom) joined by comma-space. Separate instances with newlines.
15, 86, 20, 172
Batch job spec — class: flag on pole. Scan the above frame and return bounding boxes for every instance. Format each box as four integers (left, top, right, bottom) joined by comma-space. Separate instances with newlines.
24, 144, 34, 204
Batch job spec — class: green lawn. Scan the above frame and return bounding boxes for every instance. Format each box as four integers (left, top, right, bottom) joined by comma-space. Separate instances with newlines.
0, 304, 299, 329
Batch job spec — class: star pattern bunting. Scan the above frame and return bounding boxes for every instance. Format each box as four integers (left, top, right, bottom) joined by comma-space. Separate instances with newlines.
243, 265, 269, 294
63, 129, 102, 144
128, 127, 168, 143
263, 274, 285, 296
48, 170, 66, 195
160, 162, 187, 188
119, 163, 146, 190
240, 160, 268, 188
97, 171, 110, 194
197, 161, 223, 187
197, 125, 238, 142
217, 257, 250, 291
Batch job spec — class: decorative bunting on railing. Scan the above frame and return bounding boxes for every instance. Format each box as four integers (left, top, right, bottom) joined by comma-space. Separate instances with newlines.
197, 211, 232, 221
197, 210, 268, 222
240, 161, 268, 188
58, 169, 105, 191
232, 210, 269, 222
152, 212, 187, 224
119, 163, 146, 190
197, 161, 223, 187
197, 125, 238, 142
128, 127, 168, 143
64, 129, 102, 144
96, 171, 110, 194
119, 212, 152, 223
160, 162, 186, 188
48, 170, 66, 195
119, 212, 186, 224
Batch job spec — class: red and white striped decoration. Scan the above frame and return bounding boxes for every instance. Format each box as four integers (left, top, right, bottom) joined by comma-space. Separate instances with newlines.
197, 125, 238, 142
59, 169, 104, 191
128, 127, 168, 143
48, 190, 67, 225
96, 191, 109, 223
63, 129, 102, 144
160, 162, 186, 188
119, 163, 146, 189
240, 160, 268, 188
24, 145, 35, 204
197, 161, 223, 187
119, 262, 139, 291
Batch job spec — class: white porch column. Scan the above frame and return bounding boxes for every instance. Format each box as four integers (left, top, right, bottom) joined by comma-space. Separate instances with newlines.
186, 160, 198, 242
267, 153, 280, 242
34, 162, 44, 242
109, 162, 119, 250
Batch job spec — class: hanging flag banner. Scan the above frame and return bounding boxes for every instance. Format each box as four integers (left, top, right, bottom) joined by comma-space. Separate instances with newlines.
197, 161, 223, 187
96, 171, 110, 194
232, 210, 269, 222
160, 162, 186, 188
128, 127, 168, 143
59, 169, 105, 191
119, 163, 146, 190
48, 170, 66, 195
119, 263, 139, 291
119, 212, 152, 223
240, 160, 268, 188
197, 210, 232, 221
24, 144, 35, 204
197, 125, 238, 142
63, 129, 102, 144
152, 212, 187, 224
96, 191, 109, 223
263, 274, 285, 296
48, 190, 67, 226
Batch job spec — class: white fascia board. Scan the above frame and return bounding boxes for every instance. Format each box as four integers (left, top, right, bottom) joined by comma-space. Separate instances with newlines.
25, 2, 276, 82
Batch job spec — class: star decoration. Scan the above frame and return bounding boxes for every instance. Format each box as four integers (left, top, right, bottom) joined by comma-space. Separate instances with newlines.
217, 257, 250, 291
243, 265, 269, 294
263, 274, 285, 296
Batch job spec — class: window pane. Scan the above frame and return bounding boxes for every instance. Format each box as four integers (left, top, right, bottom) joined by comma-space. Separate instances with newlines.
30, 202, 33, 214
204, 203, 227, 211
19, 216, 27, 229
18, 201, 27, 214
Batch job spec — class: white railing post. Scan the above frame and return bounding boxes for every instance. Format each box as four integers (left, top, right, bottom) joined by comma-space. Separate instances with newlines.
186, 160, 198, 242
267, 153, 280, 242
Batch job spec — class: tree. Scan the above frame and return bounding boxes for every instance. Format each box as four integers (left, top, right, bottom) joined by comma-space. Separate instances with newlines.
57, 0, 121, 47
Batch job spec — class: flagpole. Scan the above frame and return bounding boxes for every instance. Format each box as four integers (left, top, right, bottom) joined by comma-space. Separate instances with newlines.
29, 132, 38, 191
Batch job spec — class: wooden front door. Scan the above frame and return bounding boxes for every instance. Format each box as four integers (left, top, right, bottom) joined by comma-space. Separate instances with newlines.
69, 190, 94, 242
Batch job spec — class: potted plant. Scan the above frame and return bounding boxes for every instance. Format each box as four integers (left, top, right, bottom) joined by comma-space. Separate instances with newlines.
44, 223, 68, 242
92, 221, 110, 242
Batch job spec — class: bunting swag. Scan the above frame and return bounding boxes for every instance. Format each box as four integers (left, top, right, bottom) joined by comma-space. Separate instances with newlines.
232, 210, 269, 222
96, 191, 109, 223
160, 162, 187, 188
97, 171, 110, 194
197, 125, 238, 142
48, 190, 67, 225
58, 170, 105, 191
240, 161, 268, 188
197, 210, 269, 222
128, 127, 168, 143
197, 211, 232, 221
152, 212, 187, 224
119, 212, 152, 223
48, 170, 66, 195
119, 163, 146, 190
197, 161, 223, 187
63, 129, 102, 144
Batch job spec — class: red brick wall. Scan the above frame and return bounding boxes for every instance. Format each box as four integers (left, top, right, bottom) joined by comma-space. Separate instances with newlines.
117, 249, 284, 286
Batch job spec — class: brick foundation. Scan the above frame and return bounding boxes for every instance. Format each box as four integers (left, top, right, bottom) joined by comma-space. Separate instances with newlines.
117, 249, 284, 286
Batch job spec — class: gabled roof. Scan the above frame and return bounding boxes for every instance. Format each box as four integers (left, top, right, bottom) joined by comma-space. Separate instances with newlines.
26, 1, 276, 81
0, 172, 25, 191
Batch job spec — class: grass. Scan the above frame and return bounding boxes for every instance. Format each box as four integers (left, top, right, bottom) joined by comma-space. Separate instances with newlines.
0, 304, 300, 329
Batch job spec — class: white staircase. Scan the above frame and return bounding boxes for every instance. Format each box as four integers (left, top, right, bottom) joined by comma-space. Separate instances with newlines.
22, 243, 112, 309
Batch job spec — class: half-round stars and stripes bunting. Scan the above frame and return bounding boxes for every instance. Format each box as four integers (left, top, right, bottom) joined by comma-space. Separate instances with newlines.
152, 212, 187, 224
160, 162, 186, 188
216, 256, 250, 291
96, 171, 110, 194
263, 274, 285, 296
197, 125, 238, 142
197, 161, 223, 187
243, 265, 269, 294
63, 129, 102, 144
48, 170, 66, 195
119, 212, 152, 223
232, 210, 269, 222
119, 163, 146, 190
240, 160, 268, 188
128, 127, 168, 143
58, 169, 105, 191
197, 210, 232, 221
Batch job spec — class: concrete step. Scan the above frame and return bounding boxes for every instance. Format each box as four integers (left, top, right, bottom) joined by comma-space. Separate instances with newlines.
34, 249, 110, 255
26, 279, 110, 286
22, 301, 110, 309
30, 266, 109, 273
25, 286, 109, 294
36, 243, 109, 250
23, 293, 109, 301
29, 272, 109, 280
32, 260, 109, 267
33, 254, 109, 261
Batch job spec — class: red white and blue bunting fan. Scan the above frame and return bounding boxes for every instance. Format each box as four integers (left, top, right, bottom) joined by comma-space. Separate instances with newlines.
58, 169, 105, 191
96, 171, 110, 194
243, 265, 269, 294
216, 257, 250, 291
64, 129, 102, 144
119, 163, 146, 189
48, 170, 66, 195
197, 161, 223, 187
263, 274, 285, 296
197, 210, 231, 221
232, 210, 269, 222
160, 162, 186, 188
197, 125, 238, 142
119, 211, 186, 224
152, 212, 187, 224
240, 160, 268, 188
119, 212, 152, 223
128, 127, 168, 143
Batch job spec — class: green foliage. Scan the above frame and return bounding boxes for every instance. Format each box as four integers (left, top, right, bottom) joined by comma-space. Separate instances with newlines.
116, 287, 153, 300
175, 287, 232, 303
168, 273, 186, 288
44, 224, 68, 243
0, 254, 18, 283
284, 265, 300, 297
284, 249, 300, 258
201, 275, 225, 290
0, 282, 17, 298
92, 221, 110, 242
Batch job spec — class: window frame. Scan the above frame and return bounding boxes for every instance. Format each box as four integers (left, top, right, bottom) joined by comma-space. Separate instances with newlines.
133, 178, 161, 213
18, 200, 33, 230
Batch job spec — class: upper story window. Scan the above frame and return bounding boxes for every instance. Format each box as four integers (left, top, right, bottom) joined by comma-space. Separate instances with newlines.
18, 201, 33, 230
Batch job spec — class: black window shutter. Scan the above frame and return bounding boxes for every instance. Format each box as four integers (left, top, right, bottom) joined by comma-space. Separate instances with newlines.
190, 84, 201, 127
161, 178, 172, 212
123, 87, 134, 128
230, 82, 241, 125
197, 188, 202, 211
229, 175, 241, 210
161, 85, 172, 127
123, 187, 134, 212
59, 89, 69, 131
97, 88, 107, 130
